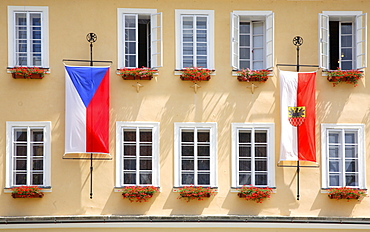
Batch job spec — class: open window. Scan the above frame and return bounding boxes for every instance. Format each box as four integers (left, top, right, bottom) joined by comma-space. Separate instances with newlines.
231, 11, 274, 70
118, 9, 162, 69
319, 11, 367, 70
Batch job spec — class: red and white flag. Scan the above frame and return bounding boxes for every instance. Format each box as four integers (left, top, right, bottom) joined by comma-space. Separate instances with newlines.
279, 71, 316, 163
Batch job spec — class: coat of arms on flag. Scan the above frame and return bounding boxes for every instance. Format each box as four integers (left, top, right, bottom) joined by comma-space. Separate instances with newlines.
288, 106, 306, 127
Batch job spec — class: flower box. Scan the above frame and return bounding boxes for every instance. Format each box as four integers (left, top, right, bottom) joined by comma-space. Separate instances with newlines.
326, 68, 363, 87
177, 186, 216, 202
179, 67, 213, 82
237, 185, 273, 203
327, 187, 366, 200
9, 67, 48, 79
11, 186, 44, 198
118, 67, 156, 80
121, 186, 159, 203
236, 69, 271, 82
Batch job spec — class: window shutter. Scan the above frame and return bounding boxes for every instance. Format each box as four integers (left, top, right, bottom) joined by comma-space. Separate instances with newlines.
151, 12, 163, 68
318, 13, 329, 70
265, 12, 274, 70
356, 13, 367, 69
230, 12, 239, 70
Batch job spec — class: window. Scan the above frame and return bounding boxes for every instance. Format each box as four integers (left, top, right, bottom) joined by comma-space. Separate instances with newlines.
174, 123, 217, 187
175, 10, 214, 69
116, 122, 160, 187
231, 123, 275, 188
8, 6, 49, 68
231, 11, 274, 70
321, 124, 365, 189
117, 8, 162, 69
319, 11, 367, 70
6, 122, 51, 188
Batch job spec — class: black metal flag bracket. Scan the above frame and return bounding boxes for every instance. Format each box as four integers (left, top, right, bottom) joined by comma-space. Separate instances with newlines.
277, 36, 319, 201
62, 33, 112, 199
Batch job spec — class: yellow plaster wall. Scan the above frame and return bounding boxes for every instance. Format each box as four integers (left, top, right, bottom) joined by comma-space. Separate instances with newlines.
0, 0, 369, 219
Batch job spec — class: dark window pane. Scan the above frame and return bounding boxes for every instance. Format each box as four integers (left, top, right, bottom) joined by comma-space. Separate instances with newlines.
329, 160, 339, 172
346, 173, 358, 186
198, 131, 210, 142
124, 145, 136, 156
345, 132, 356, 144
182, 146, 194, 156
239, 131, 251, 143
140, 130, 152, 142
140, 145, 152, 156
15, 129, 27, 141
329, 146, 340, 158
329, 132, 339, 143
124, 130, 136, 141
182, 160, 194, 170
255, 131, 267, 143
15, 160, 27, 170
15, 174, 26, 185
32, 173, 43, 185
198, 145, 210, 156
239, 173, 251, 185
345, 160, 358, 172
140, 159, 152, 170
31, 130, 43, 141
123, 173, 136, 184
255, 145, 267, 157
255, 173, 268, 185
32, 160, 43, 170
329, 174, 340, 186
15, 145, 27, 156
198, 173, 210, 185
123, 159, 136, 170
181, 173, 194, 185
198, 160, 210, 170
182, 131, 194, 142
239, 145, 251, 157
32, 145, 44, 156
140, 173, 152, 185
239, 160, 251, 171
255, 159, 267, 171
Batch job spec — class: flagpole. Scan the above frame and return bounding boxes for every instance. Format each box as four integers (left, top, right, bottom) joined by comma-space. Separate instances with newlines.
295, 37, 301, 201
90, 153, 93, 199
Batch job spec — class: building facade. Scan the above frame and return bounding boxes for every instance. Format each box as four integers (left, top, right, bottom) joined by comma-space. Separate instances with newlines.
0, 0, 369, 231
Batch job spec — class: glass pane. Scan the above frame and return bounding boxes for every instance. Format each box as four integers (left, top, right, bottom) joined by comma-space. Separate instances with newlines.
255, 131, 267, 143
125, 55, 136, 67
240, 48, 250, 59
345, 160, 358, 172
32, 173, 43, 185
240, 35, 250, 46
30, 13, 41, 26
16, 13, 27, 25
239, 130, 251, 143
196, 17, 207, 29
255, 159, 267, 171
253, 48, 263, 60
198, 131, 210, 142
140, 159, 152, 170
183, 17, 193, 29
255, 145, 267, 157
181, 173, 194, 185
341, 23, 352, 34
125, 15, 136, 27
124, 130, 136, 141
123, 159, 136, 170
15, 145, 27, 156
239, 173, 251, 185
140, 130, 152, 142
341, 48, 352, 59
329, 160, 339, 172
239, 145, 251, 157
345, 146, 357, 158
32, 29, 41, 40
140, 173, 152, 184
183, 32, 193, 42
196, 44, 207, 55
255, 173, 268, 185
253, 35, 263, 47
196, 56, 207, 67
32, 144, 44, 156
15, 129, 27, 141
198, 146, 210, 156
345, 173, 358, 186
181, 160, 194, 170
239, 159, 251, 171
240, 23, 250, 33
198, 160, 210, 170
345, 132, 356, 144
15, 174, 26, 185
182, 131, 194, 142
183, 58, 193, 68
124, 145, 136, 156
253, 61, 263, 70
126, 42, 136, 54
123, 173, 136, 184
341, 61, 352, 70
15, 159, 27, 170
140, 145, 152, 156
253, 22, 263, 34
197, 30, 207, 42
125, 29, 136, 41
198, 173, 210, 185
182, 146, 194, 156
32, 158, 43, 170
183, 44, 193, 55
31, 130, 44, 142
240, 61, 250, 69
329, 145, 339, 158
329, 174, 340, 186
341, 35, 352, 47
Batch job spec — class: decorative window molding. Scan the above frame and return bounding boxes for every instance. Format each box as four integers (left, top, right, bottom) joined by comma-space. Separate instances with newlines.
8, 6, 49, 68
115, 122, 160, 187
174, 122, 217, 187
231, 11, 274, 70
175, 9, 215, 70
321, 124, 365, 189
319, 11, 367, 70
231, 123, 275, 188
6, 121, 51, 188
117, 8, 162, 69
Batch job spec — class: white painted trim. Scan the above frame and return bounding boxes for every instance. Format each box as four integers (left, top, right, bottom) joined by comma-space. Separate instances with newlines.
117, 8, 157, 69
231, 123, 275, 188
1, 222, 370, 230
8, 6, 49, 68
323, 11, 362, 16
174, 122, 217, 187
175, 9, 215, 69
321, 123, 365, 189
115, 122, 160, 187
6, 121, 51, 188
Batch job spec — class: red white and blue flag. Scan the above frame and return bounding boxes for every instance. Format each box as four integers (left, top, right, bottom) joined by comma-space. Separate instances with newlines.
279, 71, 316, 164
65, 66, 110, 154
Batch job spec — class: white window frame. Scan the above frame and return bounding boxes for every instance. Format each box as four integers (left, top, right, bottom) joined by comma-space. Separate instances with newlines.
6, 121, 51, 188
231, 123, 275, 188
117, 8, 163, 69
115, 122, 160, 187
230, 11, 274, 70
8, 6, 49, 68
319, 11, 367, 70
175, 9, 215, 70
321, 124, 365, 189
174, 122, 217, 187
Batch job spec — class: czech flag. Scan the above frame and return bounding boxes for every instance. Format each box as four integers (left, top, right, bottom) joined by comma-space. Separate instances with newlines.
65, 66, 110, 154
279, 71, 316, 164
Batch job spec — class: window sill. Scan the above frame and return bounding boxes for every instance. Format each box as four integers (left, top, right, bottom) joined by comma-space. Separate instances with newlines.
173, 187, 218, 193
230, 187, 276, 193
7, 67, 50, 74
174, 70, 216, 76
114, 186, 161, 193
4, 186, 52, 193
320, 188, 367, 194
231, 69, 274, 77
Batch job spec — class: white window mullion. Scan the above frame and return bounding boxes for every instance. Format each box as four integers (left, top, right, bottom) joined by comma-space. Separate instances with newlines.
251, 128, 255, 185
26, 127, 31, 185
194, 128, 198, 185
135, 127, 140, 185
